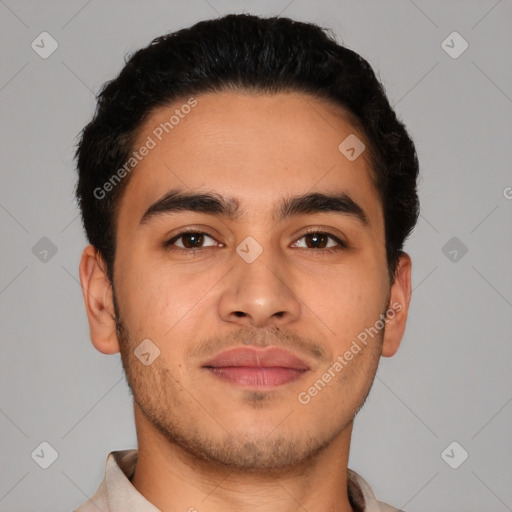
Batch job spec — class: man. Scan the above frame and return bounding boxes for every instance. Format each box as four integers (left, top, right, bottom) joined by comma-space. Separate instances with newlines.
75, 13, 419, 512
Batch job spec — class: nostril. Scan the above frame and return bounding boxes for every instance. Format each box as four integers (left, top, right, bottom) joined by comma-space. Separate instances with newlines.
234, 311, 246, 317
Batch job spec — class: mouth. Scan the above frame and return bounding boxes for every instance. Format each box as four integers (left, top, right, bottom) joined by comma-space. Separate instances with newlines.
202, 347, 310, 389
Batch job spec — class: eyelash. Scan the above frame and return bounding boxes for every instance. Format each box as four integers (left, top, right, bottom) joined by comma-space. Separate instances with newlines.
163, 229, 347, 254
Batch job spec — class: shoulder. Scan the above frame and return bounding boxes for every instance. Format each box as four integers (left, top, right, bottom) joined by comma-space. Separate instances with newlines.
73, 479, 109, 512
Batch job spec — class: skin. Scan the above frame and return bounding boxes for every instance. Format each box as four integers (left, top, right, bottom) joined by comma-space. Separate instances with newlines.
79, 91, 412, 512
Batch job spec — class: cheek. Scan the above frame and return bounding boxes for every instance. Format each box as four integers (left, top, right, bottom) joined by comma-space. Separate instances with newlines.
301, 259, 387, 337
118, 254, 219, 341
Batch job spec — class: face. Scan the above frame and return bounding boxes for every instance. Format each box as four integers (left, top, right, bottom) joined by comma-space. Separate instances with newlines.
93, 91, 409, 471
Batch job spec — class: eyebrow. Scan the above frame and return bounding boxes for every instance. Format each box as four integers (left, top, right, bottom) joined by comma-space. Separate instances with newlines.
139, 189, 369, 227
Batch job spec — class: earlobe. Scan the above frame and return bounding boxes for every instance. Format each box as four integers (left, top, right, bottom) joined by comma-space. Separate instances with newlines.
78, 245, 120, 355
381, 252, 412, 358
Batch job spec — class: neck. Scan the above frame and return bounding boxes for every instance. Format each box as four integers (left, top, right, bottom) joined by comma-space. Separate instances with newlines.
130, 405, 355, 512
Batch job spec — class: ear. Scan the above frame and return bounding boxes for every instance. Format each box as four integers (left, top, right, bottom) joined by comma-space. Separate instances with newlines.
381, 252, 412, 357
78, 245, 120, 354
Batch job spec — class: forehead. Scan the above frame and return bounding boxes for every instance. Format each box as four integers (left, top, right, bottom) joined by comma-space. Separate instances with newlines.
117, 91, 382, 229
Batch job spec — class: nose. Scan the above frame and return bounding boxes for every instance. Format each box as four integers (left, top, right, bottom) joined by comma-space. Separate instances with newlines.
218, 247, 301, 329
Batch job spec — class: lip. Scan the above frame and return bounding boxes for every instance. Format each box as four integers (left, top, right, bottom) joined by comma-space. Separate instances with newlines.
202, 347, 310, 388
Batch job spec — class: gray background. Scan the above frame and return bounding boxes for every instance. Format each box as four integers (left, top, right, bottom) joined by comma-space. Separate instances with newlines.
0, 0, 511, 511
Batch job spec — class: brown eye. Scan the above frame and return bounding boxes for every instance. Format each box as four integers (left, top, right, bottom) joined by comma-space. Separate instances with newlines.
304, 232, 329, 249
165, 231, 218, 250
292, 231, 346, 251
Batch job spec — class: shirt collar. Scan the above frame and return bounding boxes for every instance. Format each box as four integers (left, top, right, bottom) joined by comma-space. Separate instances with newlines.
104, 450, 159, 512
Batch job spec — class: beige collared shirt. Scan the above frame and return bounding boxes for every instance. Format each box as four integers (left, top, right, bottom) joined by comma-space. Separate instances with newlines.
74, 450, 403, 512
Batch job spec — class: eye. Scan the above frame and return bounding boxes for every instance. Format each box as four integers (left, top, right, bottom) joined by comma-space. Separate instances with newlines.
164, 231, 220, 250
291, 231, 347, 253
163, 230, 347, 253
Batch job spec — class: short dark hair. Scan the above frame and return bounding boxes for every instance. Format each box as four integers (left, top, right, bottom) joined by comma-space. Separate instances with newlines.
75, 13, 419, 284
